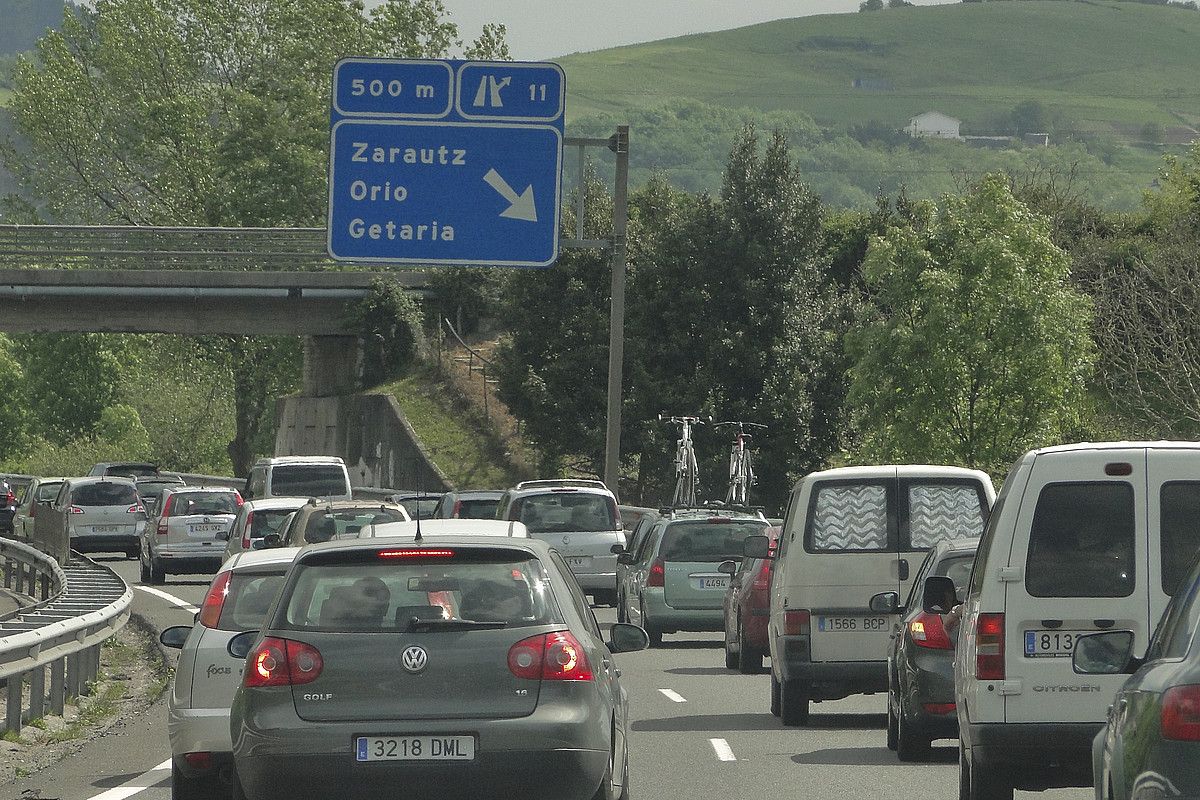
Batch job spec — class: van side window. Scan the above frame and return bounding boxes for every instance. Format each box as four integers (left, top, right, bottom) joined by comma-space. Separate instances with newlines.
1026, 482, 1135, 598
908, 483, 986, 549
968, 495, 1005, 598
247, 468, 266, 500
807, 483, 889, 552
1160, 482, 1200, 596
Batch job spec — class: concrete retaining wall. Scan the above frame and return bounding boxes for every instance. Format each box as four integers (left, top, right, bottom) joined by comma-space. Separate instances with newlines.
274, 394, 454, 493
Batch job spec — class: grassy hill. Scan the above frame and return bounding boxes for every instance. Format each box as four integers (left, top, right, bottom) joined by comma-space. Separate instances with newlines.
559, 1, 1200, 135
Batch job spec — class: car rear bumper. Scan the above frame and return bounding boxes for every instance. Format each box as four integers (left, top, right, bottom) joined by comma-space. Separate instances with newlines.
70, 533, 139, 552
153, 546, 225, 573
775, 636, 886, 698
168, 705, 233, 756
573, 571, 616, 591
965, 721, 1104, 789
644, 591, 723, 632
903, 650, 958, 737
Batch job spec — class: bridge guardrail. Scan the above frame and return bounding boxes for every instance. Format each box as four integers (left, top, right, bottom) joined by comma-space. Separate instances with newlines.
0, 538, 130, 733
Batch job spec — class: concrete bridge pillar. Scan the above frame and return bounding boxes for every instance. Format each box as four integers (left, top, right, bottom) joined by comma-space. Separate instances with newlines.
302, 335, 362, 397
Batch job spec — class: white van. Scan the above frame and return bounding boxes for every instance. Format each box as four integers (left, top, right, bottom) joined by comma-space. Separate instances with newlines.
954, 442, 1200, 800
761, 465, 994, 726
243, 456, 352, 502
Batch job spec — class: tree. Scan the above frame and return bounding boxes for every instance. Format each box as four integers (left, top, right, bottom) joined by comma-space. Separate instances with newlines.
17, 333, 124, 443
860, 0, 885, 10
0, 335, 31, 458
846, 174, 1095, 474
3, 0, 508, 474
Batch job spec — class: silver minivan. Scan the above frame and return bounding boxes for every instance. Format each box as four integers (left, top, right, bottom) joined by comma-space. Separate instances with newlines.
496, 480, 625, 606
46, 477, 147, 558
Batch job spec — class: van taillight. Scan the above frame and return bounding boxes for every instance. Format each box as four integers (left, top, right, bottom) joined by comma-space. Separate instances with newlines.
507, 630, 593, 682
910, 612, 953, 650
785, 609, 811, 636
976, 613, 1005, 680
1162, 686, 1200, 741
243, 637, 324, 688
198, 571, 231, 627
241, 511, 254, 549
647, 559, 665, 587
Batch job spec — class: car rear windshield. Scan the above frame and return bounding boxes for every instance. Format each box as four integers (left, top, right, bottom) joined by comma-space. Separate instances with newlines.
105, 465, 158, 478
513, 493, 616, 533
809, 483, 889, 552
36, 482, 63, 502
660, 520, 767, 562
1161, 482, 1200, 596
398, 497, 440, 520
270, 465, 348, 497
456, 498, 500, 519
71, 482, 138, 507
215, 571, 287, 631
281, 555, 563, 631
1026, 482, 1135, 598
300, 508, 408, 544
908, 483, 986, 548
249, 508, 295, 539
169, 492, 239, 516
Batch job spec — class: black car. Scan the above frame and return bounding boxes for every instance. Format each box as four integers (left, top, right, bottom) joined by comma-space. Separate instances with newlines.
873, 537, 979, 761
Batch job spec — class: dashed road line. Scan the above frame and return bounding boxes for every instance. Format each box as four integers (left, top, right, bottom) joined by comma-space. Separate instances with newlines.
657, 688, 687, 703
710, 738, 737, 762
135, 585, 200, 614
85, 758, 171, 800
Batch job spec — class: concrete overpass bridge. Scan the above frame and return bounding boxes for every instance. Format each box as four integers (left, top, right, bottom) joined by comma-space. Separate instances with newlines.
0, 224, 429, 394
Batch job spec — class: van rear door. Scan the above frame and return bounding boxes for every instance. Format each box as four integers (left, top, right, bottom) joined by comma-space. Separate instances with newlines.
900, 477, 990, 600
1147, 447, 1200, 624
805, 475, 898, 663
1003, 448, 1148, 724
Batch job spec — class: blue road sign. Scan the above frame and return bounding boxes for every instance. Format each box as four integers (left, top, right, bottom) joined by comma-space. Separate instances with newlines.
327, 59, 565, 267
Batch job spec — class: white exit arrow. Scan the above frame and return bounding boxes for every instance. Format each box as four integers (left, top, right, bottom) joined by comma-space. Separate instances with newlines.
483, 168, 538, 222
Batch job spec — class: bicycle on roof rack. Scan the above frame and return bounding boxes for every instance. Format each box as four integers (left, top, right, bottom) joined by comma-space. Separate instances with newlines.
659, 414, 708, 509
714, 421, 767, 507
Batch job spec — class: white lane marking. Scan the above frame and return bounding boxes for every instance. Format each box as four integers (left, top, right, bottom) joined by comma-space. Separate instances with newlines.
710, 738, 737, 762
86, 758, 171, 800
135, 585, 200, 614
657, 688, 687, 703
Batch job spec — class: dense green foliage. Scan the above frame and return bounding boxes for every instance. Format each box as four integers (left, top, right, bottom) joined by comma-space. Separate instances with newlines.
0, 0, 70, 57
846, 175, 1095, 473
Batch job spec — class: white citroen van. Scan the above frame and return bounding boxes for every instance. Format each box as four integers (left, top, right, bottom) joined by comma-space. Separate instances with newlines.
953, 442, 1200, 800
763, 465, 995, 726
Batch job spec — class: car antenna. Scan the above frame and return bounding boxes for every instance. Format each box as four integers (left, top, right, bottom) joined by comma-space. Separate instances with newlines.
414, 480, 423, 543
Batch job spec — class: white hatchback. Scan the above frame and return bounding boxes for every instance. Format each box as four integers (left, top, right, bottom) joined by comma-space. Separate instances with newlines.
159, 547, 301, 799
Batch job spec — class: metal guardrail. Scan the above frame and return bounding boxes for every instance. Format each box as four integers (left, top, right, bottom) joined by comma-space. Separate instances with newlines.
0, 538, 131, 733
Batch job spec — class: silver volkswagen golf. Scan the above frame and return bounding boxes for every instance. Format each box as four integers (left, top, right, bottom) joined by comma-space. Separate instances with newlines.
229, 536, 648, 800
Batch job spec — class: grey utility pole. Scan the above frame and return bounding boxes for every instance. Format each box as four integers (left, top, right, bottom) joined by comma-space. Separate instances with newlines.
602, 126, 630, 500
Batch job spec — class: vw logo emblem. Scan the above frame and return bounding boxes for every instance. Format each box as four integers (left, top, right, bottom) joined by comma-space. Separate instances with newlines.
401, 645, 428, 674
562, 535, 571, 546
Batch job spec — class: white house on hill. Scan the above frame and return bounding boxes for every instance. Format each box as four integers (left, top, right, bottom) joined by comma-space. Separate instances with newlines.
905, 111, 962, 140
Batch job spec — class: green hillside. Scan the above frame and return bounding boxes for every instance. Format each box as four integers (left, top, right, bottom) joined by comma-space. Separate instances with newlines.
560, 1, 1200, 135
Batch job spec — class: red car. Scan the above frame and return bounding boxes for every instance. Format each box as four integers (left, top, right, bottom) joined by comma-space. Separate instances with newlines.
721, 527, 778, 674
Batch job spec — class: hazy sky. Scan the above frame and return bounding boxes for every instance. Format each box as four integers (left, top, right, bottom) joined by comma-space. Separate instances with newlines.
419, 1, 952, 60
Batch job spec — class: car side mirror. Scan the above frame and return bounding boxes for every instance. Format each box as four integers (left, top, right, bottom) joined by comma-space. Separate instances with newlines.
616, 553, 635, 565
610, 543, 625, 555
743, 535, 772, 559
262, 533, 282, 549
228, 631, 259, 660
718, 560, 738, 575
870, 591, 899, 614
606, 622, 650, 654
1073, 631, 1138, 675
159, 625, 192, 649
922, 576, 958, 614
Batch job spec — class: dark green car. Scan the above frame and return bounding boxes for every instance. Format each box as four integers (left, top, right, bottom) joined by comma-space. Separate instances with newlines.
230, 536, 648, 800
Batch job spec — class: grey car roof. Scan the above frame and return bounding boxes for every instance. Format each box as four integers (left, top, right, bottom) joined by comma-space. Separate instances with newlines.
297, 534, 550, 558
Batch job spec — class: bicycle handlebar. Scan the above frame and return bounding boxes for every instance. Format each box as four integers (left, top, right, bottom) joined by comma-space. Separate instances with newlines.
658, 414, 710, 425
713, 421, 768, 431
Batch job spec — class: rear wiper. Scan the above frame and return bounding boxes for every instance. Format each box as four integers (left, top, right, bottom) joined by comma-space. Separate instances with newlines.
404, 618, 508, 632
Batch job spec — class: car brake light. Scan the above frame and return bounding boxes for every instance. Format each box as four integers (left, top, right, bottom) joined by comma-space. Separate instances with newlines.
241, 510, 254, 549
923, 702, 956, 715
785, 609, 811, 636
752, 559, 771, 591
507, 630, 593, 682
910, 612, 954, 650
1162, 685, 1200, 741
610, 499, 621, 529
157, 519, 169, 536
69, 506, 85, 514
451, 500, 462, 517
4, 491, 13, 506
127, 504, 143, 514
377, 549, 455, 559
976, 613, 1005, 680
233, 491, 244, 507
198, 571, 231, 627
183, 752, 213, 770
647, 558, 665, 587
243, 637, 323, 688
